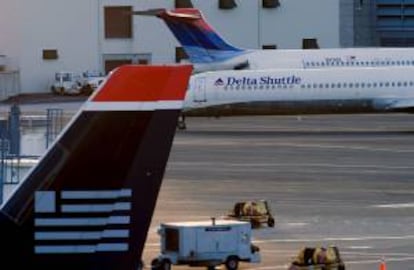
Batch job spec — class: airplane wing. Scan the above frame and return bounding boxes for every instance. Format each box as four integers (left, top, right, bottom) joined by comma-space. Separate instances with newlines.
0, 64, 192, 270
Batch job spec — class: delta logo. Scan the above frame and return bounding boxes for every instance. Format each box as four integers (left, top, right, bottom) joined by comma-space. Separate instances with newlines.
214, 78, 225, 86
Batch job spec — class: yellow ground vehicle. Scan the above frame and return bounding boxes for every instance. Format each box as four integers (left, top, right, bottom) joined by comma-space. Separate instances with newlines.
225, 200, 275, 228
288, 246, 345, 270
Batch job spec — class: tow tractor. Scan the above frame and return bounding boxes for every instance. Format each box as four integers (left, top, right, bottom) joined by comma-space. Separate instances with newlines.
151, 218, 261, 270
224, 200, 275, 228
288, 246, 345, 270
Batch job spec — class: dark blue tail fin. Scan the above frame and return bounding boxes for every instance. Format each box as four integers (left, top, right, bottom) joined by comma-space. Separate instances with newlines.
136, 8, 245, 64
0, 64, 192, 270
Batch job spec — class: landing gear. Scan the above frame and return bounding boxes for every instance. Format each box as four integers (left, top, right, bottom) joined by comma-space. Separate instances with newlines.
177, 114, 186, 130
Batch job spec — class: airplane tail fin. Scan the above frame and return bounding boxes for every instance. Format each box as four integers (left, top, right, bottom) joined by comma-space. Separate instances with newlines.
0, 64, 192, 270
135, 8, 245, 64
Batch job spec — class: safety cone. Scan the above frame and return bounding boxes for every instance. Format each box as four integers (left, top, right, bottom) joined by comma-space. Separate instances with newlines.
379, 257, 387, 270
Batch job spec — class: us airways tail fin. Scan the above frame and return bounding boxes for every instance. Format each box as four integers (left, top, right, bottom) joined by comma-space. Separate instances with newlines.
0, 64, 192, 270
135, 8, 245, 64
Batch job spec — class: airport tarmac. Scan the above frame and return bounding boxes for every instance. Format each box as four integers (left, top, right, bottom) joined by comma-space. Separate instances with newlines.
1, 98, 413, 270
143, 114, 414, 270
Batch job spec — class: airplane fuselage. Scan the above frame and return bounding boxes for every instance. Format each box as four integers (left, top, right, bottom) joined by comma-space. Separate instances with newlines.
184, 66, 414, 116
193, 47, 414, 73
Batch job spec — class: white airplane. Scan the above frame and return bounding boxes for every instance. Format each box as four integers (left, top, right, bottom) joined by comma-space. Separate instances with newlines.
135, 8, 414, 73
177, 66, 414, 129
0, 64, 192, 269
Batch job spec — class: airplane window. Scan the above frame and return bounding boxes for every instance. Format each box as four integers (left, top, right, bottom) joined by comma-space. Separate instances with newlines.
361, 83, 365, 88
391, 61, 395, 65
373, 82, 377, 87
307, 84, 311, 88
321, 62, 325, 66
370, 61, 374, 66
337, 83, 341, 88
349, 83, 353, 88
406, 60, 410, 65
301, 84, 305, 89
331, 83, 335, 88
313, 83, 318, 88
325, 83, 329, 88
365, 61, 369, 65
391, 82, 395, 87
319, 83, 324, 88
367, 83, 371, 88
411, 61, 414, 65
355, 83, 359, 88
401, 61, 405, 66
397, 82, 402, 87
410, 81, 414, 86
403, 82, 407, 87
343, 82, 347, 88
396, 61, 400, 65
379, 82, 383, 87
356, 62, 360, 66
385, 82, 389, 87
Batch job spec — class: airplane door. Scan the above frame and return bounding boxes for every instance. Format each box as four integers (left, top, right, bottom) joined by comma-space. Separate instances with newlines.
193, 77, 207, 102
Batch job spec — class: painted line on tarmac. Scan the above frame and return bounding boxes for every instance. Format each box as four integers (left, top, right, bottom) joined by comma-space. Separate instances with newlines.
372, 202, 414, 208
253, 234, 414, 243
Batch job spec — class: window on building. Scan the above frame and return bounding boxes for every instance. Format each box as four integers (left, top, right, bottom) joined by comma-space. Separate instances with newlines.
176, 47, 189, 63
302, 38, 320, 49
104, 6, 133, 39
262, 0, 280, 9
175, 0, 193, 8
262, 44, 277, 50
42, 49, 58, 60
219, 0, 237, 10
104, 59, 132, 74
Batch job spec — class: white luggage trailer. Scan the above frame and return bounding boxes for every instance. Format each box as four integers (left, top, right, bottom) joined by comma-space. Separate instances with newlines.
151, 218, 261, 270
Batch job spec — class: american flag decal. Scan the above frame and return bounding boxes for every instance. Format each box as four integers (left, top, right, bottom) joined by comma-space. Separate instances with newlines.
34, 189, 132, 254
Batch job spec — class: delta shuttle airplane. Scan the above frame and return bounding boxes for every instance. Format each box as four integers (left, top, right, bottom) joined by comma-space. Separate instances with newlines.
135, 8, 414, 72
177, 66, 414, 128
0, 64, 192, 269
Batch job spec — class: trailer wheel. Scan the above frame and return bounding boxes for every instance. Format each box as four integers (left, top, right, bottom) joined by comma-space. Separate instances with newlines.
151, 258, 160, 270
160, 259, 171, 270
225, 256, 239, 270
267, 217, 275, 227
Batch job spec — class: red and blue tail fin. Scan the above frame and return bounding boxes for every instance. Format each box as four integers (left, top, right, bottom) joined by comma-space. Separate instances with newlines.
136, 8, 245, 64
0, 64, 192, 270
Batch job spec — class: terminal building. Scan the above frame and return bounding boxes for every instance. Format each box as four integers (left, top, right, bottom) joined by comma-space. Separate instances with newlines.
0, 0, 413, 97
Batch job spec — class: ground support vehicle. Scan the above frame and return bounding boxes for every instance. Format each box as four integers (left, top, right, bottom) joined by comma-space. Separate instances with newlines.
288, 246, 345, 270
81, 71, 106, 95
151, 219, 261, 270
50, 71, 84, 95
224, 200, 275, 228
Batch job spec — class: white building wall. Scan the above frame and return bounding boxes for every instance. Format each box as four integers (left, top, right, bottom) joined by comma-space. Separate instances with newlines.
0, 0, 341, 95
